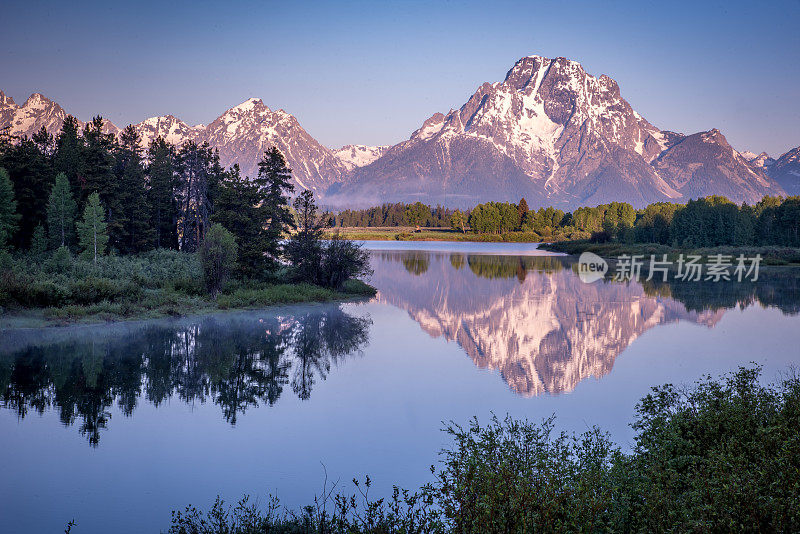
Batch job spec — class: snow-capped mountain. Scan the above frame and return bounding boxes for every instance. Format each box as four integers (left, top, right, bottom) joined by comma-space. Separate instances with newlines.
328, 55, 787, 208
332, 144, 388, 171
0, 91, 347, 193
133, 114, 204, 148
199, 98, 347, 192
741, 151, 776, 169
1, 54, 795, 207
0, 90, 120, 138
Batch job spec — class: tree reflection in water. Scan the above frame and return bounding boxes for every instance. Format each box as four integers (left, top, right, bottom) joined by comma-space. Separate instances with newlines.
0, 305, 371, 446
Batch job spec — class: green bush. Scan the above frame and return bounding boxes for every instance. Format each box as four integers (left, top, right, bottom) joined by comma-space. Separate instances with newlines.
169, 367, 800, 533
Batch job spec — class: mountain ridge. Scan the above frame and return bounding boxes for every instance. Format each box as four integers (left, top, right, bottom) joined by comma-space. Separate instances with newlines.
1, 54, 795, 207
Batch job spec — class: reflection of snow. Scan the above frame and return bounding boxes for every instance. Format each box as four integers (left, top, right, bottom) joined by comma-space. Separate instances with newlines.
373, 252, 723, 396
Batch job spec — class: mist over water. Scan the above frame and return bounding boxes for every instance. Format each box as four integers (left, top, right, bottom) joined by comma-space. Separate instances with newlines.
2, 242, 799, 533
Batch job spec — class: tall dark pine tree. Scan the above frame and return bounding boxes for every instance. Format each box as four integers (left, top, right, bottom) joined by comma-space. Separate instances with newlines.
81, 117, 121, 248
0, 136, 53, 248
115, 125, 153, 253
256, 147, 295, 273
212, 164, 265, 276
147, 137, 178, 249
53, 115, 84, 202
175, 141, 214, 252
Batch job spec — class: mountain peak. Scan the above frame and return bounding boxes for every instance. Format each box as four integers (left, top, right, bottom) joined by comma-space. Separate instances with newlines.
229, 97, 268, 114
22, 92, 55, 109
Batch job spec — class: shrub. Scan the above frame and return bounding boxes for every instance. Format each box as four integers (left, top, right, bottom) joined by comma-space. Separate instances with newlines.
199, 224, 238, 298
319, 234, 372, 289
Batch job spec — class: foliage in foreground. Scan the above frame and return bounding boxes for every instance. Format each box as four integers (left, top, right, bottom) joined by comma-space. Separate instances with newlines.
169, 366, 800, 533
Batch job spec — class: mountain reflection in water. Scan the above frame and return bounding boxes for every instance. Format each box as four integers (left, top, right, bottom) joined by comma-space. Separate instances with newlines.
372, 251, 800, 397
0, 305, 371, 446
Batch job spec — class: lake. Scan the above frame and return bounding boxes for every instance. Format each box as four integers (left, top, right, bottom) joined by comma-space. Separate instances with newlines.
2, 242, 799, 533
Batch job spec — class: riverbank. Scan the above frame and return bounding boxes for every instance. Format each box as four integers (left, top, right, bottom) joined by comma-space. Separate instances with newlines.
0, 249, 376, 327
540, 240, 800, 265
327, 226, 547, 242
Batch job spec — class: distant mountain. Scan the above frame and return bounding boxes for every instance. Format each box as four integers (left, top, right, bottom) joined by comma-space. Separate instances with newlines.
0, 90, 119, 138
2, 53, 795, 208
332, 144, 388, 171
0, 91, 345, 193
328, 55, 787, 208
768, 146, 800, 195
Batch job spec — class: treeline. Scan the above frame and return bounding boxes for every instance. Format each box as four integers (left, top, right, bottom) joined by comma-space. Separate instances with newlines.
460, 196, 800, 247
0, 116, 370, 292
332, 201, 457, 228
332, 195, 800, 247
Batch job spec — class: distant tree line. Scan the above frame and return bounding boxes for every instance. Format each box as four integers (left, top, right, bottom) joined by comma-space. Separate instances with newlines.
331, 195, 800, 247
0, 116, 370, 289
332, 201, 457, 228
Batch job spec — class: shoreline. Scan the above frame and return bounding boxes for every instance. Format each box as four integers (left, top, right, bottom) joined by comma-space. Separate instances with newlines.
539, 240, 800, 265
0, 280, 376, 329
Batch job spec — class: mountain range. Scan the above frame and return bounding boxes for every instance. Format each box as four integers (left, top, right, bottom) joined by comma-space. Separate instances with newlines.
2, 54, 797, 207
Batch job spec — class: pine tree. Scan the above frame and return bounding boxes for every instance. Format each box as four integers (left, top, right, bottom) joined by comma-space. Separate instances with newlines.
213, 164, 265, 276
77, 192, 109, 262
115, 125, 153, 253
46, 172, 77, 249
53, 115, 84, 201
0, 167, 21, 250
82, 117, 119, 247
147, 137, 179, 249
256, 147, 295, 272
0, 137, 53, 248
30, 223, 48, 256
285, 189, 325, 283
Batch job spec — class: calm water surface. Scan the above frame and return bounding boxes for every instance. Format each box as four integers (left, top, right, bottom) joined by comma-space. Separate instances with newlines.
2, 242, 799, 533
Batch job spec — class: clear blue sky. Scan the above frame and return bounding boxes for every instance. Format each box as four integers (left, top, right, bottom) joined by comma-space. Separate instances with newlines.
2, 0, 798, 155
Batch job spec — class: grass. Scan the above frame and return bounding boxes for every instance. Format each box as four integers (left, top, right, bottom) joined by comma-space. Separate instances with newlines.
541, 240, 800, 265
0, 249, 376, 327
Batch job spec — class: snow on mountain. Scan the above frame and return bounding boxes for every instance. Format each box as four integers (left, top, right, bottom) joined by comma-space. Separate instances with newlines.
332, 144, 388, 170
1, 60, 794, 207
329, 55, 786, 208
372, 253, 723, 396
0, 90, 120, 139
200, 98, 347, 192
133, 115, 204, 148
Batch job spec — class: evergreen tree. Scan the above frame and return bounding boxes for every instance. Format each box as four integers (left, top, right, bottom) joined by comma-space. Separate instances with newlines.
0, 167, 20, 250
213, 164, 265, 276
77, 192, 109, 262
53, 115, 84, 201
0, 137, 53, 248
285, 189, 325, 283
175, 141, 215, 251
81, 117, 119, 246
518, 197, 530, 222
256, 147, 295, 272
115, 125, 152, 253
46, 172, 77, 249
30, 223, 48, 256
147, 137, 179, 249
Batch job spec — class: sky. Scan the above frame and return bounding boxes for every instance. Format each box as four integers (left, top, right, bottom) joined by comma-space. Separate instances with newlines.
1, 0, 798, 156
